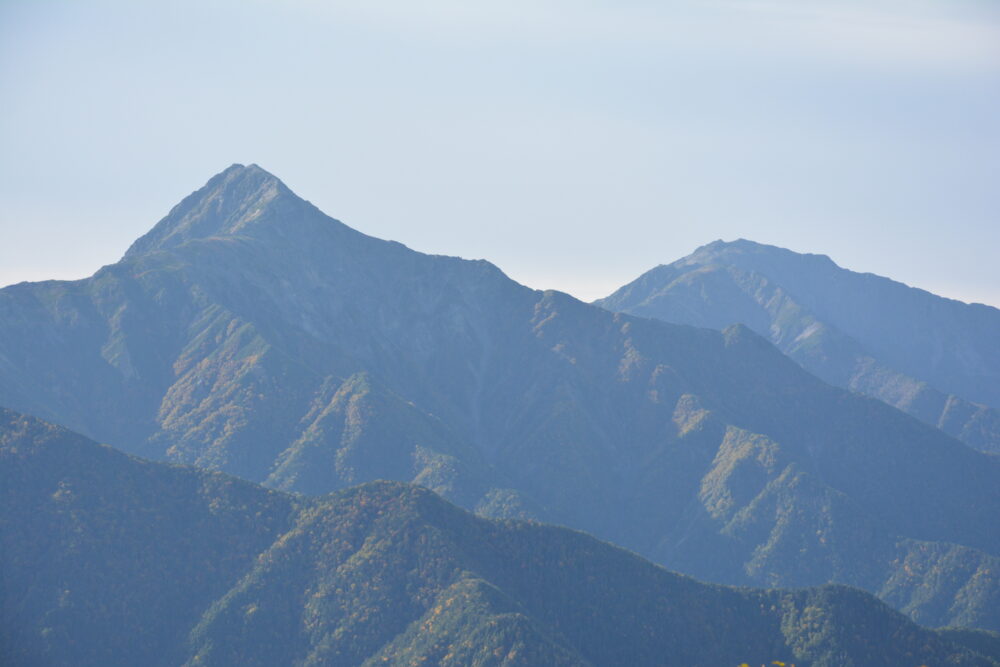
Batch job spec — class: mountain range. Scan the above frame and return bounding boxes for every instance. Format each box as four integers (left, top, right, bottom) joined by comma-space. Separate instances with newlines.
1, 165, 998, 634
595, 239, 1000, 455
3, 406, 997, 667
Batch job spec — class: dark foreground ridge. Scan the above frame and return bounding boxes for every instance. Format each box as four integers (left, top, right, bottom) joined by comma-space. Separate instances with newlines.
2, 407, 997, 667
1, 165, 998, 632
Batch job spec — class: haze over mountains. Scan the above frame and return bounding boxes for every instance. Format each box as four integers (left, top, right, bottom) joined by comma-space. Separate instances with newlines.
3, 407, 997, 667
1, 165, 998, 641
596, 240, 1000, 455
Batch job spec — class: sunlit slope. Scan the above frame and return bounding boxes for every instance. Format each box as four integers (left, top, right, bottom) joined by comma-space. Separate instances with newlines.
1, 166, 998, 630
1, 407, 995, 667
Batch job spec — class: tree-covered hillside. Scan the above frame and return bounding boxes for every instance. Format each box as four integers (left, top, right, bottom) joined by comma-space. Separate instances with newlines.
1, 407, 995, 667
1, 166, 998, 631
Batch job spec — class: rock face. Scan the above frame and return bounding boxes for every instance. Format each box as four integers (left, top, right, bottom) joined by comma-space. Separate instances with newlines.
1, 166, 999, 631
2, 407, 996, 667
596, 238, 1000, 455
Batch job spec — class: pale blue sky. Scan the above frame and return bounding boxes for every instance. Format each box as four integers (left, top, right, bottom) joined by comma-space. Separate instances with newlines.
2, 0, 998, 305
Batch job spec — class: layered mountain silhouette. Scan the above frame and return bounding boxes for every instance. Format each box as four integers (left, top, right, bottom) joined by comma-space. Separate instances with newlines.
3, 407, 997, 667
596, 239, 1000, 455
1, 165, 999, 631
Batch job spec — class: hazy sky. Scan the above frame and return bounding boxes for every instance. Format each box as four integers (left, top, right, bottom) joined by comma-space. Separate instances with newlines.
2, 0, 999, 305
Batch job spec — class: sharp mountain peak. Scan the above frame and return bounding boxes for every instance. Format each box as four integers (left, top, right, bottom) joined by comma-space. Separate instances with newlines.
123, 163, 326, 259
116, 165, 516, 292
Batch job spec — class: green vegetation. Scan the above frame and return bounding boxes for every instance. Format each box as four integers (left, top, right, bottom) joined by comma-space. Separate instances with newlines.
2, 408, 997, 666
1, 165, 998, 636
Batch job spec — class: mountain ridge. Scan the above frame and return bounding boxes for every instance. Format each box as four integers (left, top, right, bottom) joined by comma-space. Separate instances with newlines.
597, 238, 1000, 454
2, 165, 998, 632
2, 406, 996, 667
681, 238, 991, 308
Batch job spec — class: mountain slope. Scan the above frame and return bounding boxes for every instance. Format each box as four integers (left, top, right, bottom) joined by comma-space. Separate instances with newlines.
1, 408, 994, 667
595, 239, 1000, 454
0, 407, 295, 667
1, 166, 999, 630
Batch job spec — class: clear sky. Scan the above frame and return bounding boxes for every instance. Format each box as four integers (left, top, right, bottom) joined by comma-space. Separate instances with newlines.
2, 0, 998, 305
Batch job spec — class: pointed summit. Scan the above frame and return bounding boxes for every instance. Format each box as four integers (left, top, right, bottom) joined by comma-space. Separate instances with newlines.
124, 163, 314, 258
